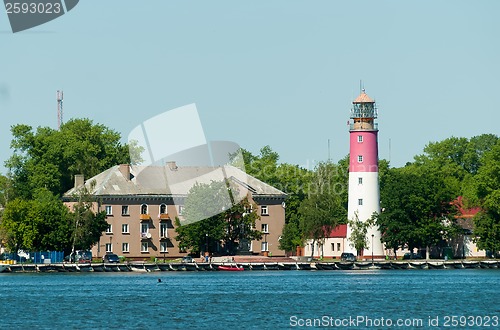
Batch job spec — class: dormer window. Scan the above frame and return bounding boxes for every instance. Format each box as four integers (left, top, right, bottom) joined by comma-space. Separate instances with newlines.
141, 204, 148, 215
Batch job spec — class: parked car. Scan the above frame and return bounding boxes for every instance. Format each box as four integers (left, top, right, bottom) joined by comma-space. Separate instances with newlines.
403, 252, 423, 260
181, 256, 194, 263
102, 253, 120, 263
340, 252, 356, 262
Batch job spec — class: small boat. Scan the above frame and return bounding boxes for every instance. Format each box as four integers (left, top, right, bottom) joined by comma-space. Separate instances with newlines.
0, 264, 9, 273
480, 260, 498, 269
218, 264, 244, 271
336, 262, 354, 270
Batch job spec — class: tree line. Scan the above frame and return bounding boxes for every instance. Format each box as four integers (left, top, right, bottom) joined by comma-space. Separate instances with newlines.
0, 117, 499, 259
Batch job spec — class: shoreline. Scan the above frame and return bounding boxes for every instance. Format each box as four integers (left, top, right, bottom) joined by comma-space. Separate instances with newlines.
1, 259, 499, 273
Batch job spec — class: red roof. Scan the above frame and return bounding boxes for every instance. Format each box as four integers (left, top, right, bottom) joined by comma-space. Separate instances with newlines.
325, 224, 347, 238
353, 89, 374, 103
452, 196, 481, 219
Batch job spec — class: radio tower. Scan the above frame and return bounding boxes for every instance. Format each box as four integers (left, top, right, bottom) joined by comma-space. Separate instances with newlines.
57, 90, 63, 129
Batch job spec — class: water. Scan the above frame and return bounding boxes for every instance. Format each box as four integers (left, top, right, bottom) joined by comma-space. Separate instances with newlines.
1, 270, 499, 329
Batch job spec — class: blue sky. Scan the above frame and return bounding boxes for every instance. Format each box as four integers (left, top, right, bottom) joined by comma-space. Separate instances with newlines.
1, 1, 499, 174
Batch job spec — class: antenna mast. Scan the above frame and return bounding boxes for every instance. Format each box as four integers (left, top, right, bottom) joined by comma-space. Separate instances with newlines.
57, 90, 63, 129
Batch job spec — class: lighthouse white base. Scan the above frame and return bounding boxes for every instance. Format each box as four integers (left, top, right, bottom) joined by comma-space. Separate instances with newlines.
345, 171, 385, 257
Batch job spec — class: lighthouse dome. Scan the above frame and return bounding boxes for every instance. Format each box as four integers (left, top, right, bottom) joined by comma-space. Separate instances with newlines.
353, 89, 374, 103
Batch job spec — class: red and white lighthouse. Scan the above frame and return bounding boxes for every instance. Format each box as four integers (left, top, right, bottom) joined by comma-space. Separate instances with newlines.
345, 89, 384, 258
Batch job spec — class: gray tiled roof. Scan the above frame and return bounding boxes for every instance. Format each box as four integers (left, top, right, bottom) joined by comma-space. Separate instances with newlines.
63, 165, 286, 198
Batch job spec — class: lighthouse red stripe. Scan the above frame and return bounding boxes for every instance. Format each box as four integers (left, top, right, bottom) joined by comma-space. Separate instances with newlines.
349, 131, 378, 172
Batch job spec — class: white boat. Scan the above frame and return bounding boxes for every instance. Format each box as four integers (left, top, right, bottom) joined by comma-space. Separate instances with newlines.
0, 264, 10, 273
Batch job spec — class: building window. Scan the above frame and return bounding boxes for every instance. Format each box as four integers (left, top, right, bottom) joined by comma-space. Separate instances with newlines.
140, 204, 148, 215
358, 177, 363, 185
159, 203, 167, 214
337, 243, 341, 251
141, 223, 149, 237
105, 243, 112, 253
141, 242, 148, 252
178, 205, 184, 215
122, 243, 129, 253
358, 155, 363, 163
261, 224, 269, 234
261, 241, 268, 252
331, 243, 335, 252
160, 223, 168, 238
121, 205, 129, 216
261, 205, 269, 216
358, 198, 363, 206
122, 223, 129, 234
358, 135, 363, 143
105, 224, 112, 234
105, 205, 112, 216
160, 242, 168, 253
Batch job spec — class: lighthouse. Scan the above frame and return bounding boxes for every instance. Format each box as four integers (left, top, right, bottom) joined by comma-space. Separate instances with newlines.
345, 88, 384, 258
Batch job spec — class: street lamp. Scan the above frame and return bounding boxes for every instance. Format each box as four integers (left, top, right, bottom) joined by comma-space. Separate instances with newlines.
371, 234, 374, 264
205, 233, 209, 262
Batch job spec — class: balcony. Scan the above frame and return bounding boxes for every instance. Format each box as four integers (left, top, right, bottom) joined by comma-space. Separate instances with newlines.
160, 233, 168, 239
140, 214, 151, 221
159, 213, 170, 220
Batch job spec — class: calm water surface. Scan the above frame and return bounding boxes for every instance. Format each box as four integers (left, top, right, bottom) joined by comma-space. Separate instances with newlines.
1, 270, 499, 329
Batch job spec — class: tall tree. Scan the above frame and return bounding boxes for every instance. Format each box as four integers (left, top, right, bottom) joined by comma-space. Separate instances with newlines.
299, 162, 346, 259
376, 165, 457, 257
469, 141, 500, 253
348, 212, 374, 256
0, 189, 72, 253
69, 183, 109, 254
5, 118, 140, 199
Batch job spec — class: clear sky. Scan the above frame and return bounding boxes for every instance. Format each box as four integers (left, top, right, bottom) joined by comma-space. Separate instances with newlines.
1, 1, 499, 174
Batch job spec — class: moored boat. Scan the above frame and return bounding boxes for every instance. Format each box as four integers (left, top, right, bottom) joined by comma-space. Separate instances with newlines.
480, 260, 498, 269
0, 264, 9, 273
427, 261, 445, 269
336, 262, 354, 270
462, 261, 480, 269
218, 264, 244, 271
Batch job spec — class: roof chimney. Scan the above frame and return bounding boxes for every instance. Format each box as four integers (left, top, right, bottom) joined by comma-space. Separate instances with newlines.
74, 174, 84, 188
167, 161, 178, 171
119, 164, 131, 181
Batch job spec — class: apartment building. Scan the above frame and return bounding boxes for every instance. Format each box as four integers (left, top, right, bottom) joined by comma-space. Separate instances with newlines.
63, 163, 287, 260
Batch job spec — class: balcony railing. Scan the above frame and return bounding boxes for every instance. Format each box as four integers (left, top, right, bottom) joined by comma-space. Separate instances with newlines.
140, 214, 151, 220
141, 232, 152, 239
159, 213, 170, 220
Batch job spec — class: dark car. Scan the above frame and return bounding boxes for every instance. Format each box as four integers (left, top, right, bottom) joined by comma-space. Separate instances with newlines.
340, 252, 356, 262
102, 253, 120, 263
403, 252, 423, 260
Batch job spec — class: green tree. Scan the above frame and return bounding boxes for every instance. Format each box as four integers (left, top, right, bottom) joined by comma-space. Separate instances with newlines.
175, 180, 261, 255
0, 198, 31, 253
242, 146, 313, 254
376, 166, 456, 258
470, 141, 500, 253
299, 162, 346, 259
6, 118, 140, 199
348, 212, 374, 256
69, 183, 109, 253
